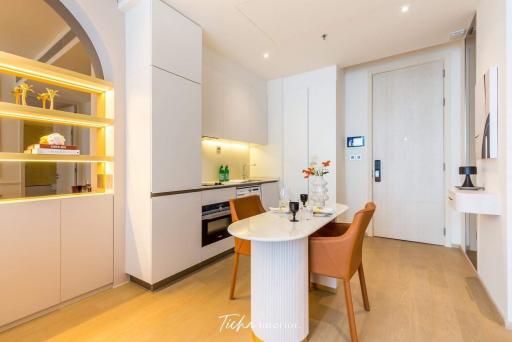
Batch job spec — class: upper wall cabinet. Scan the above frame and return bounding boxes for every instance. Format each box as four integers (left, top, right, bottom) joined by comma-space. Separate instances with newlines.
202, 50, 267, 145
152, 0, 202, 83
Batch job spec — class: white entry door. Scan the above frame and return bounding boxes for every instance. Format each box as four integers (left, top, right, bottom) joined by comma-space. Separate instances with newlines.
372, 61, 445, 245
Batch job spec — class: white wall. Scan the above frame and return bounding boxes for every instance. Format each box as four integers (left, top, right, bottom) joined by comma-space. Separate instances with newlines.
61, 0, 127, 285
475, 0, 511, 325
341, 42, 465, 245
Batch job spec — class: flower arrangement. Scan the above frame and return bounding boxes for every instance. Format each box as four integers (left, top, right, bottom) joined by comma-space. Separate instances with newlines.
302, 160, 331, 179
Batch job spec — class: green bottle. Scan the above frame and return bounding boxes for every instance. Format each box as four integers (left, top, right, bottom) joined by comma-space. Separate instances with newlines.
219, 165, 225, 182
225, 165, 230, 181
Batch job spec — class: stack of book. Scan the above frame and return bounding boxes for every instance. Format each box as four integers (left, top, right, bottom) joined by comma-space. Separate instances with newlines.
24, 144, 80, 155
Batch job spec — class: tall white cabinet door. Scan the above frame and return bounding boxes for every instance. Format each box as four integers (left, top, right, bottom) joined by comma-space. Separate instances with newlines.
61, 195, 114, 301
0, 201, 60, 326
152, 0, 202, 83
283, 85, 309, 199
152, 67, 201, 193
308, 81, 337, 205
152, 193, 202, 283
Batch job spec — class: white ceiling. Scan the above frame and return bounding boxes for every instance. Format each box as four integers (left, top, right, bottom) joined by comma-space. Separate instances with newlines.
163, 0, 478, 79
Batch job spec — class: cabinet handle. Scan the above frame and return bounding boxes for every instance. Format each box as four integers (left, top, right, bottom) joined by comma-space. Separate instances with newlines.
448, 196, 453, 201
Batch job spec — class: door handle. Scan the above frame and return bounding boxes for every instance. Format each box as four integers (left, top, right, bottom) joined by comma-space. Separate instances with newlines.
374, 160, 381, 182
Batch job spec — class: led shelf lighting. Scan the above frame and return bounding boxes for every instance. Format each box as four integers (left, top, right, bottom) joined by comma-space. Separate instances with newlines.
0, 51, 112, 94
0, 102, 113, 128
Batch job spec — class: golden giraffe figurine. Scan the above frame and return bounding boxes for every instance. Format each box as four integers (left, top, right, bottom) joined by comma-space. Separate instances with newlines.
11, 85, 22, 105
37, 92, 50, 109
45, 88, 59, 110
19, 83, 34, 106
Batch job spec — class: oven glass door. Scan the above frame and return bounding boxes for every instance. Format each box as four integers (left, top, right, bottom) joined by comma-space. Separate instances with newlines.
202, 213, 232, 247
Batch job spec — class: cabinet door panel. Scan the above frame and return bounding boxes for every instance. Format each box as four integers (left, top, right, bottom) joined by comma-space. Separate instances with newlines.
202, 65, 225, 138
152, 0, 202, 83
152, 193, 202, 283
261, 182, 280, 210
152, 67, 201, 193
61, 195, 113, 301
283, 85, 309, 197
0, 201, 60, 326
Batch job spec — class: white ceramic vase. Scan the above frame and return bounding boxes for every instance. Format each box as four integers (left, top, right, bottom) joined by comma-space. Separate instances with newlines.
310, 175, 329, 207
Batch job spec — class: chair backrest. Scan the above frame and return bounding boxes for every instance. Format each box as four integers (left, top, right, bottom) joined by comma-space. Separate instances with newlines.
229, 195, 266, 222
229, 195, 266, 256
345, 202, 376, 276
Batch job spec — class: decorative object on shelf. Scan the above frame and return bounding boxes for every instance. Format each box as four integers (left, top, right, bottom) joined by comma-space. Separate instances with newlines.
24, 133, 80, 155
456, 166, 484, 190
40, 132, 66, 145
36, 92, 50, 109
19, 82, 34, 106
478, 67, 498, 159
45, 88, 59, 110
303, 160, 330, 207
11, 85, 22, 104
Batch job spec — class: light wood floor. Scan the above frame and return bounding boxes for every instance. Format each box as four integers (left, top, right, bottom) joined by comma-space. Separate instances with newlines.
1, 237, 511, 341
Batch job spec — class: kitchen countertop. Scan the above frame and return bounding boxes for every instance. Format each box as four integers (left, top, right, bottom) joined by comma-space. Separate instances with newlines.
200, 178, 279, 190
151, 178, 279, 197
228, 203, 348, 242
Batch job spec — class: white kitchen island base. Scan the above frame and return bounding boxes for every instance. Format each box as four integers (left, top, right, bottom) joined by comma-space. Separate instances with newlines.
251, 239, 309, 341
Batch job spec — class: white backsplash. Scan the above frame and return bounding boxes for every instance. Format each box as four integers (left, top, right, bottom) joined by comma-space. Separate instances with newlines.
202, 139, 250, 182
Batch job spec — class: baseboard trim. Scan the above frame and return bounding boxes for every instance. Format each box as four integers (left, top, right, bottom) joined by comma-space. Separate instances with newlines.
458, 246, 510, 329
0, 283, 113, 333
130, 248, 234, 291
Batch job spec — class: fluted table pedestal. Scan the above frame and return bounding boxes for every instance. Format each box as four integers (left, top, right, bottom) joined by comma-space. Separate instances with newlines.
228, 203, 348, 342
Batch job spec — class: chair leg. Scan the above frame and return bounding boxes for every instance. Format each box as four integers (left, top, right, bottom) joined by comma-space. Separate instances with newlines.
343, 280, 358, 342
229, 252, 240, 300
358, 264, 370, 311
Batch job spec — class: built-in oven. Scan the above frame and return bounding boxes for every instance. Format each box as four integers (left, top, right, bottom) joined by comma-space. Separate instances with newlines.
202, 201, 232, 247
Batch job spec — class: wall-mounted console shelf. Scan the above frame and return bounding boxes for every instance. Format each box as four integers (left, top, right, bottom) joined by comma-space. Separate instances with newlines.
448, 189, 501, 215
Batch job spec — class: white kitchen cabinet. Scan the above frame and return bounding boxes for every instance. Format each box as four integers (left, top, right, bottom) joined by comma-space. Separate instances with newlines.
152, 67, 201, 193
152, 0, 202, 83
202, 65, 224, 138
202, 49, 267, 144
125, 0, 203, 287
0, 201, 60, 326
261, 182, 280, 210
152, 193, 202, 283
201, 187, 236, 205
61, 195, 114, 301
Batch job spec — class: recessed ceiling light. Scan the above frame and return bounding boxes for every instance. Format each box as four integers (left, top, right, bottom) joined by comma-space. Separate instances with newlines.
401, 5, 410, 13
263, 52, 270, 59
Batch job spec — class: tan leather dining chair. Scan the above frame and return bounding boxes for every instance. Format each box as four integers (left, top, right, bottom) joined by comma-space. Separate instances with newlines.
309, 202, 376, 342
228, 195, 266, 300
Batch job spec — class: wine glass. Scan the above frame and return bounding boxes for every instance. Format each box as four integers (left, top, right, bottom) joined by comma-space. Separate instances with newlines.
289, 201, 299, 222
300, 194, 308, 207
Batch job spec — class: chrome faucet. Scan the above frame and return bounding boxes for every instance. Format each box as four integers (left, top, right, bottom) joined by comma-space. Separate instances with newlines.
242, 164, 256, 180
